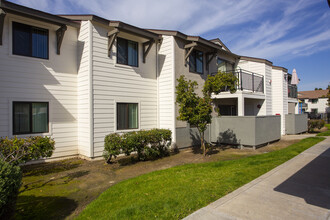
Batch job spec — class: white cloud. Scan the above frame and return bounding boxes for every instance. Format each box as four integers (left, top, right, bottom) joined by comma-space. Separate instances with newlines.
10, 0, 330, 61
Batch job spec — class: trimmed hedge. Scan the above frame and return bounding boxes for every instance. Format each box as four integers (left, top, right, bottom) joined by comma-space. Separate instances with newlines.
104, 129, 172, 163
0, 160, 22, 219
308, 119, 325, 133
0, 136, 55, 165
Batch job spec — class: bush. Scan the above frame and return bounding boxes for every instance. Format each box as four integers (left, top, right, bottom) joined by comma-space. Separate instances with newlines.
103, 129, 172, 163
308, 119, 325, 132
0, 160, 22, 219
0, 136, 55, 165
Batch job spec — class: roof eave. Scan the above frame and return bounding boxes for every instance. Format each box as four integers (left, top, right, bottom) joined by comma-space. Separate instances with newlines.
0, 0, 79, 28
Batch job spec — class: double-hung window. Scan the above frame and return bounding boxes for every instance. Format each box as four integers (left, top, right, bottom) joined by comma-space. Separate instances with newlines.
117, 37, 138, 67
13, 102, 49, 135
12, 22, 49, 59
117, 103, 138, 130
189, 50, 203, 74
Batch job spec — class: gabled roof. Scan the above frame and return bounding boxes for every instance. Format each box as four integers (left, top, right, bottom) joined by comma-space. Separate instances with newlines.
60, 14, 161, 41
298, 89, 329, 99
147, 29, 240, 58
210, 38, 231, 52
239, 55, 273, 66
0, 0, 79, 27
272, 65, 288, 72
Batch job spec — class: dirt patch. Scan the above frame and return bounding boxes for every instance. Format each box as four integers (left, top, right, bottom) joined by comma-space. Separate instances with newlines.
17, 137, 304, 219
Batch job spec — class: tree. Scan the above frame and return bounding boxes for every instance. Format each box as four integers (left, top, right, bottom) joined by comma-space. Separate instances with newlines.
176, 72, 237, 156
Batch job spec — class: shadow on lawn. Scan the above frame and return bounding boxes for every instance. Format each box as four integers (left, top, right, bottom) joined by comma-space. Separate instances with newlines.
15, 195, 77, 220
22, 160, 83, 177
20, 170, 89, 193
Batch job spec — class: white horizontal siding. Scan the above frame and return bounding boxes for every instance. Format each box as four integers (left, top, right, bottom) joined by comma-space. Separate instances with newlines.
77, 21, 91, 157
158, 36, 174, 132
91, 23, 158, 157
0, 14, 79, 157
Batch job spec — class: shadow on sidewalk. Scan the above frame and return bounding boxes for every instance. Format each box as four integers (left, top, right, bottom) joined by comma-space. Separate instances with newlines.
274, 148, 330, 209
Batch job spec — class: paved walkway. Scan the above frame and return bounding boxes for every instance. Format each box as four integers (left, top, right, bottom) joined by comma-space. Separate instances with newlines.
184, 137, 330, 220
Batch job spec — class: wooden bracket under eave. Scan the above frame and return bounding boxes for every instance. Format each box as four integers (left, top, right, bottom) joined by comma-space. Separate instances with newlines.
206, 52, 216, 71
142, 39, 154, 63
56, 25, 67, 55
184, 42, 197, 66
107, 28, 119, 57
0, 9, 6, 46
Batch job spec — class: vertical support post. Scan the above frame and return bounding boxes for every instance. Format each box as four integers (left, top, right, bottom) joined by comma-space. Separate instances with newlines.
238, 96, 245, 116
240, 69, 243, 90
252, 73, 254, 92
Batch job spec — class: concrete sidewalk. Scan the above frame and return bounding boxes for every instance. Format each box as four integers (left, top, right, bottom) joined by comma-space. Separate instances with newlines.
184, 137, 330, 220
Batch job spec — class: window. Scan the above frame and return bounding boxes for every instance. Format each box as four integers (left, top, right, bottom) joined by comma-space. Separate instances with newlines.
13, 102, 49, 135
217, 58, 234, 72
311, 108, 318, 114
189, 50, 203, 74
117, 103, 138, 130
117, 37, 138, 67
12, 22, 49, 59
310, 99, 318, 104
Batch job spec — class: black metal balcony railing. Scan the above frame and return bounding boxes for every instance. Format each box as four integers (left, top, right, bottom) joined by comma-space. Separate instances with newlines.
212, 69, 264, 93
288, 84, 297, 98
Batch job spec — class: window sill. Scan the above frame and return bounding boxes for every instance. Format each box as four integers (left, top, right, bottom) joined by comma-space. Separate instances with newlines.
9, 53, 51, 64
114, 63, 139, 70
115, 128, 140, 133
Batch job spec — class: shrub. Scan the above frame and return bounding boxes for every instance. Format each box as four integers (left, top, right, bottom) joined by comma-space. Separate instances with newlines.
0, 160, 22, 219
104, 133, 122, 163
308, 119, 325, 132
103, 129, 172, 163
0, 136, 55, 165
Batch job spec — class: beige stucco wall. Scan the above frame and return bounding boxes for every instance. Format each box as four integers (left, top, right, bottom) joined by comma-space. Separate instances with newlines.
173, 37, 237, 128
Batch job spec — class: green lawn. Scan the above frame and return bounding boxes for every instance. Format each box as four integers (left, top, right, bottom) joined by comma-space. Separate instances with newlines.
77, 137, 324, 220
316, 124, 330, 136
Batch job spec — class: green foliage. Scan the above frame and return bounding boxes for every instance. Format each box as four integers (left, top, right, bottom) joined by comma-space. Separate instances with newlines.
0, 136, 55, 165
176, 72, 238, 155
103, 129, 172, 163
203, 71, 238, 97
0, 160, 22, 219
308, 119, 325, 132
78, 137, 324, 220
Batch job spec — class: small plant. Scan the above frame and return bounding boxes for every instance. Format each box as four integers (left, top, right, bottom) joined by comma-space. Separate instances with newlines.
308, 119, 325, 133
0, 136, 55, 165
0, 160, 22, 219
103, 129, 172, 163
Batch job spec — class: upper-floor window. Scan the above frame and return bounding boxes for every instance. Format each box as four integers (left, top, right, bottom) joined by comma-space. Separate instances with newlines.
117, 37, 138, 67
189, 50, 203, 74
12, 22, 49, 59
310, 99, 318, 103
217, 58, 234, 72
13, 102, 49, 135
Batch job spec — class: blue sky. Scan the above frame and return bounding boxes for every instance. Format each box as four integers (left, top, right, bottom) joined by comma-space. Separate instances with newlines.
12, 0, 330, 91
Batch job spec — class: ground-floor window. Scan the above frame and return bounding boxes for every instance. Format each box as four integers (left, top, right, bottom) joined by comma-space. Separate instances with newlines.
117, 103, 138, 130
13, 102, 49, 134
219, 105, 237, 116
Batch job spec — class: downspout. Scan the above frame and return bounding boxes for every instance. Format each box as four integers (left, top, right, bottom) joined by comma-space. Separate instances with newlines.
156, 40, 159, 128
172, 37, 176, 146
88, 21, 94, 158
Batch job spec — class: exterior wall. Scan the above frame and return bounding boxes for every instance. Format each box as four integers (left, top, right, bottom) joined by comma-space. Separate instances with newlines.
288, 102, 296, 114
0, 14, 79, 158
303, 98, 328, 113
272, 68, 288, 134
176, 126, 210, 148
158, 36, 176, 143
210, 116, 281, 147
237, 60, 270, 115
285, 114, 308, 134
77, 21, 92, 157
91, 22, 158, 157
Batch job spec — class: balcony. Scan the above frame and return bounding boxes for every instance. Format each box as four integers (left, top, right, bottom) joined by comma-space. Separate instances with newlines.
212, 69, 264, 93
288, 84, 297, 98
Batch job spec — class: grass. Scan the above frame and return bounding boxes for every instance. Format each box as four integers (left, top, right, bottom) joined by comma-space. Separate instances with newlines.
316, 124, 330, 136
77, 137, 325, 220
